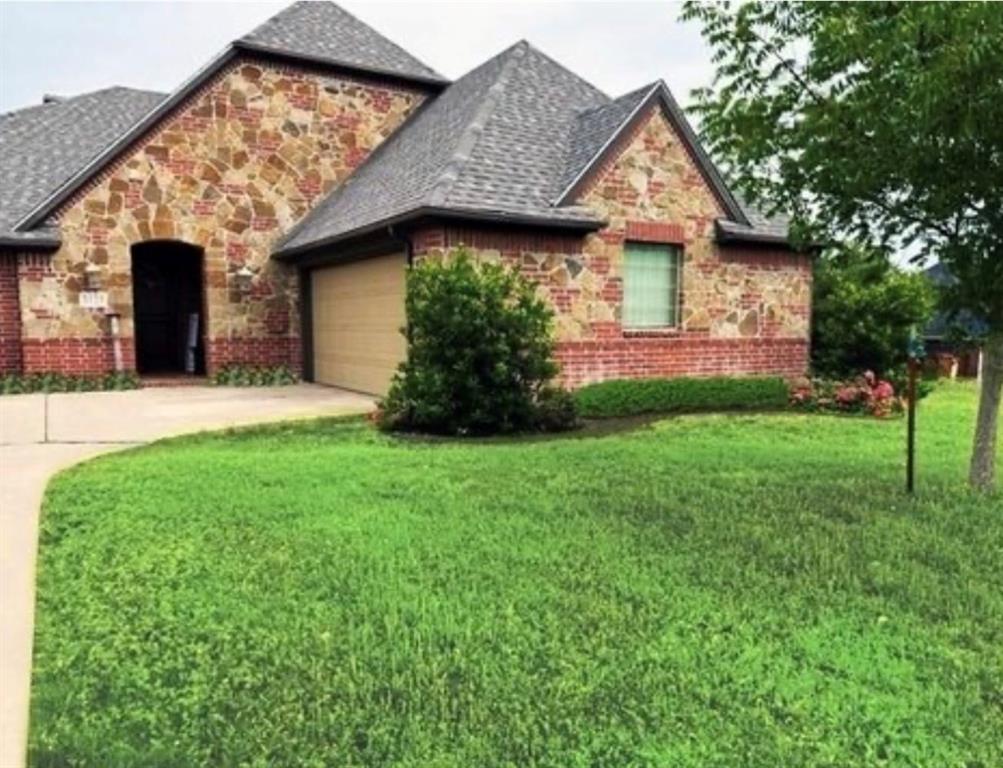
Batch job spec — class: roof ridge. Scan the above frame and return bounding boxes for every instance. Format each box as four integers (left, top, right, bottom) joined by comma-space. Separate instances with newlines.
575, 82, 656, 118
429, 42, 526, 208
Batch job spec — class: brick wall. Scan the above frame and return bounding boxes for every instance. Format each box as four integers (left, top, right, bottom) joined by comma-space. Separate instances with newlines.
556, 335, 808, 388
0, 253, 22, 373
410, 217, 811, 388
206, 336, 301, 375
21, 338, 126, 374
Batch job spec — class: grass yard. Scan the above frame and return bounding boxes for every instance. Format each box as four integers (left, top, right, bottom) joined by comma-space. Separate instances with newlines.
30, 382, 1001, 767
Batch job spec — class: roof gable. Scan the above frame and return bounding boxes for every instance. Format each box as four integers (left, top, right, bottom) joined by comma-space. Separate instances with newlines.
554, 81, 748, 226
9, 2, 444, 238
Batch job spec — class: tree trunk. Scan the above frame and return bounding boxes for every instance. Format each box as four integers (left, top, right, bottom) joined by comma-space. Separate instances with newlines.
969, 330, 1003, 492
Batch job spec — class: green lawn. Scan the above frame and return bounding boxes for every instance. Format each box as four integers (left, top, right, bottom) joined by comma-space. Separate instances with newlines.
30, 383, 1001, 767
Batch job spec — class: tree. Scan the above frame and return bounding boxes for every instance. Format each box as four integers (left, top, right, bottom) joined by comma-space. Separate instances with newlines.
682, 1, 1003, 491
812, 247, 936, 378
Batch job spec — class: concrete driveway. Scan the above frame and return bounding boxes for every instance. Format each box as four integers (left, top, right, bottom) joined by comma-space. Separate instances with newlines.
0, 384, 374, 767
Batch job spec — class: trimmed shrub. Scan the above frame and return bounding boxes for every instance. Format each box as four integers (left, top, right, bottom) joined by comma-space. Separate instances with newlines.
534, 387, 581, 432
575, 376, 789, 419
212, 364, 297, 387
379, 249, 574, 435
812, 246, 936, 377
1, 371, 139, 396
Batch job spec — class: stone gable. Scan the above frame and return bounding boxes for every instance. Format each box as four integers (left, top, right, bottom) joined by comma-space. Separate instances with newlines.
18, 58, 426, 373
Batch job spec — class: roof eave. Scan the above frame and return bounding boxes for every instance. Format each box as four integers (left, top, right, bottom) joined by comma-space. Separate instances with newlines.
715, 223, 791, 247
232, 40, 451, 89
714, 220, 824, 254
274, 207, 604, 262
0, 235, 61, 251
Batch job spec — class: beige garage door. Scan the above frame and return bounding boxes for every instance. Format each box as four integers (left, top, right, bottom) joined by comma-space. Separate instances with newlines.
310, 253, 406, 395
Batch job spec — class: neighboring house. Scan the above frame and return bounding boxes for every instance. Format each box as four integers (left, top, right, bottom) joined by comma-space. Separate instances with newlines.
924, 263, 986, 378
0, 1, 811, 395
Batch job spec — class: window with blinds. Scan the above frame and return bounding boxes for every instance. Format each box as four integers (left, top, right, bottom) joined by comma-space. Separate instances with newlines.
623, 242, 682, 328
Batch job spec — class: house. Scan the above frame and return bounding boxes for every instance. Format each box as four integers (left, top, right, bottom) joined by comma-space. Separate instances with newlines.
0, 1, 811, 395
924, 263, 986, 378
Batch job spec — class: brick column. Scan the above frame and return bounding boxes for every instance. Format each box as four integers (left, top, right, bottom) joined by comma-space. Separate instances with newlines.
0, 253, 22, 373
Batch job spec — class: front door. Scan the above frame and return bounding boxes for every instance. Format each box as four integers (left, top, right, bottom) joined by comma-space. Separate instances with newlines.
131, 242, 204, 374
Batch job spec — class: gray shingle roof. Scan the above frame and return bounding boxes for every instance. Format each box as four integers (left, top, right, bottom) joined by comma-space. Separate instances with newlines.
0, 87, 165, 245
2, 3, 790, 251
277, 48, 792, 257
277, 41, 611, 256
238, 1, 446, 84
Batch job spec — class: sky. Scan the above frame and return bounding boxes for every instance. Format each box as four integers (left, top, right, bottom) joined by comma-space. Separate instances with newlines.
0, 1, 714, 114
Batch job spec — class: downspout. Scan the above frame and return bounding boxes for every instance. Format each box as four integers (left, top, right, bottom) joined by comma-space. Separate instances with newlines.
388, 223, 414, 346
387, 224, 414, 268
387, 225, 414, 414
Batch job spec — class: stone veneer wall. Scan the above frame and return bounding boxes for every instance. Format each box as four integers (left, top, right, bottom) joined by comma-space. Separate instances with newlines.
18, 56, 426, 375
0, 253, 22, 373
409, 106, 811, 387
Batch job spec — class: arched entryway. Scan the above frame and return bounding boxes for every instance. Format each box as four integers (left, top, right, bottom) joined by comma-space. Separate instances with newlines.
130, 240, 205, 375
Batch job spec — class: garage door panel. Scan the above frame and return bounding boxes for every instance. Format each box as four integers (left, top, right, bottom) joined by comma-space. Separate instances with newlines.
311, 253, 406, 395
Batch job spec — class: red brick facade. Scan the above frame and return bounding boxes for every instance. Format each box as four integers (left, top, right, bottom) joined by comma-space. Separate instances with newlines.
206, 336, 301, 372
556, 336, 808, 387
0, 254, 22, 373
20, 338, 126, 374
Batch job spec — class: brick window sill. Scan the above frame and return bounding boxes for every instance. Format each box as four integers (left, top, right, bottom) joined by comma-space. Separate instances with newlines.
623, 328, 683, 338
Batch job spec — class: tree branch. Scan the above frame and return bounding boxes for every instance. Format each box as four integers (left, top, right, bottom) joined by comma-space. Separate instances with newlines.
728, 11, 958, 243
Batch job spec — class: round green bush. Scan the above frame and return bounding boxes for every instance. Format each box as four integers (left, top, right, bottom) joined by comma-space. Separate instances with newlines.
379, 249, 575, 435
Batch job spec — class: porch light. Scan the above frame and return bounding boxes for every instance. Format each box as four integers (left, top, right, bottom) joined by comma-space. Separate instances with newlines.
84, 263, 103, 291
234, 265, 255, 293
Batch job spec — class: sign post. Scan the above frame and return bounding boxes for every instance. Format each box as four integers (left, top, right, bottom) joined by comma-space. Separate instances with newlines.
906, 328, 926, 494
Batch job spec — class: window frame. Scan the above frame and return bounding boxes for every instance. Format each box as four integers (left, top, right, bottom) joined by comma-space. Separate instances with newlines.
621, 240, 683, 331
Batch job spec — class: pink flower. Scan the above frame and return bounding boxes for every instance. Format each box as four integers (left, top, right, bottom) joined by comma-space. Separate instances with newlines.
836, 386, 861, 405
873, 380, 894, 399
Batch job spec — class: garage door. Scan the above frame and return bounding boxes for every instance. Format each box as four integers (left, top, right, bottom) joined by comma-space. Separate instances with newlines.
310, 253, 406, 395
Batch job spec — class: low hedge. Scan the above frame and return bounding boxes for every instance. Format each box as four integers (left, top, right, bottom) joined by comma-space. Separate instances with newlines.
1, 371, 139, 396
212, 364, 297, 387
575, 376, 789, 419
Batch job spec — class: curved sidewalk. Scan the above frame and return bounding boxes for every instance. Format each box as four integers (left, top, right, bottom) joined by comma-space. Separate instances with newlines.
0, 384, 374, 768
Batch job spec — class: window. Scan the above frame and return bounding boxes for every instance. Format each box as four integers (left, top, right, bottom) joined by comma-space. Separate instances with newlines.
623, 242, 682, 328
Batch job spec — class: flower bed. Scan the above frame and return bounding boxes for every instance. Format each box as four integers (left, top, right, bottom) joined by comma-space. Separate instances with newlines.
790, 371, 902, 418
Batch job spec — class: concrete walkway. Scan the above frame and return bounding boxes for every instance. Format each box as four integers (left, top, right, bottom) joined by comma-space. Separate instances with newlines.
0, 384, 374, 767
